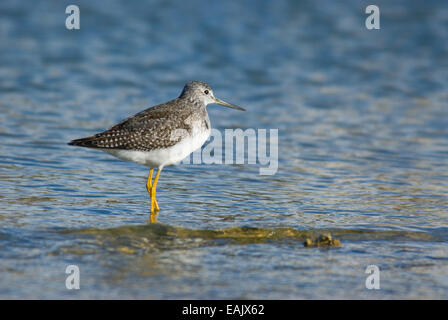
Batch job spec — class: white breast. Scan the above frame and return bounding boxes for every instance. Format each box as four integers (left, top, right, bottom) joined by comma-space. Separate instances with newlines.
102, 120, 211, 168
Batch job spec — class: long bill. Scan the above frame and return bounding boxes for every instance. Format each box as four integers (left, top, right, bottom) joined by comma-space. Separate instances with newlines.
213, 97, 246, 111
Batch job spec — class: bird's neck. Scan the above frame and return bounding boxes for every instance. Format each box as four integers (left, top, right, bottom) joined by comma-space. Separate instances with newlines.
178, 96, 206, 110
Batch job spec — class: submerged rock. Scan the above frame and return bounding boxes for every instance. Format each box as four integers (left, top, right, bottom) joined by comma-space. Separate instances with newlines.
304, 233, 341, 247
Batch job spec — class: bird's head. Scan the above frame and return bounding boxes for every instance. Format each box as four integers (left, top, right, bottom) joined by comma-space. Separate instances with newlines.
179, 81, 245, 111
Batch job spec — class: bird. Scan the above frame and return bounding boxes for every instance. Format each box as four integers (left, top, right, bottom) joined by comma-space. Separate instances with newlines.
68, 81, 245, 223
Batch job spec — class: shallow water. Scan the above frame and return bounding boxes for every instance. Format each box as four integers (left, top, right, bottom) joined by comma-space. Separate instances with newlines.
1, 0, 448, 299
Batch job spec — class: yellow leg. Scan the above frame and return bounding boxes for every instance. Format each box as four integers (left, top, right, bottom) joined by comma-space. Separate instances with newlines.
151, 168, 162, 216
146, 169, 160, 212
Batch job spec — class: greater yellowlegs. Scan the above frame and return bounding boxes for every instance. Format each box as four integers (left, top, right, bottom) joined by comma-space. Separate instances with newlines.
68, 81, 245, 222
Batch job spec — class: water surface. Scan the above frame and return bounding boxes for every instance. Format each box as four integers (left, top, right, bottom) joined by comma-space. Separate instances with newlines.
0, 0, 447, 299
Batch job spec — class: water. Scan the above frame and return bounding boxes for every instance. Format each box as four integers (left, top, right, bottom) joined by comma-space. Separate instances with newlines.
1, 0, 447, 299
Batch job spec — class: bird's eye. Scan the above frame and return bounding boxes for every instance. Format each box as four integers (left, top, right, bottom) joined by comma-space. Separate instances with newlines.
204, 90, 209, 95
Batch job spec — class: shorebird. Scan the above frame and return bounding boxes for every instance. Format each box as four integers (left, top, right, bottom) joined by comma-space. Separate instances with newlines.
68, 81, 245, 222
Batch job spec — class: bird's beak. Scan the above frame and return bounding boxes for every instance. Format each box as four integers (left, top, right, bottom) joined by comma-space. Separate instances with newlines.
213, 97, 246, 111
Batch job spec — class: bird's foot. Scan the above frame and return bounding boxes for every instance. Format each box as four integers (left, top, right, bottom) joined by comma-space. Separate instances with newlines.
149, 212, 158, 223
149, 196, 160, 223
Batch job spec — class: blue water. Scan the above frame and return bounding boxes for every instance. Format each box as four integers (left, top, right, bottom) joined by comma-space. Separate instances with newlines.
1, 0, 447, 299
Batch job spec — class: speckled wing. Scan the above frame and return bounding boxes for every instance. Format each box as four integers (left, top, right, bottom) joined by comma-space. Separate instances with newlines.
68, 99, 191, 151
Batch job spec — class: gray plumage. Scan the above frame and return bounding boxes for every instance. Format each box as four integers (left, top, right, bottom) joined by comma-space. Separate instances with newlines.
68, 81, 213, 151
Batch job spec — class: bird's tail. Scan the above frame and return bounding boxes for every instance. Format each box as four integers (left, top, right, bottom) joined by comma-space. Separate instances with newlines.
68, 136, 97, 148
